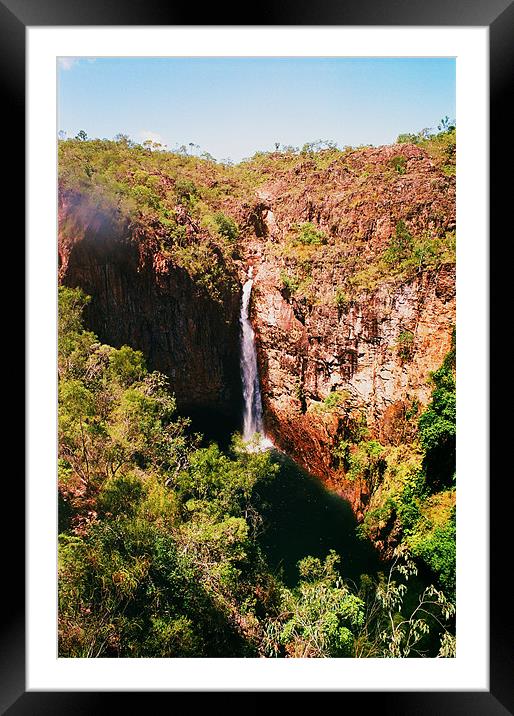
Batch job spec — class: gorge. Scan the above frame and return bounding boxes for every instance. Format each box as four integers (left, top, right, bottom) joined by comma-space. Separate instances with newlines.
58, 132, 456, 657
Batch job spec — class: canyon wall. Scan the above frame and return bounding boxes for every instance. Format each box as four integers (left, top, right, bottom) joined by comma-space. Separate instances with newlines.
242, 144, 456, 514
59, 191, 243, 432
250, 259, 454, 515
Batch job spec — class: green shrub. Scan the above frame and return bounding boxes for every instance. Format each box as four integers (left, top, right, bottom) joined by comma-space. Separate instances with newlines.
358, 498, 397, 539
280, 269, 300, 294
396, 331, 415, 362
347, 440, 386, 494
213, 211, 239, 241
397, 132, 421, 144
323, 390, 349, 410
384, 220, 413, 267
277, 551, 365, 657
109, 346, 146, 386
98, 472, 146, 517
388, 155, 407, 174
292, 222, 327, 246
409, 508, 456, 596
418, 335, 456, 490
334, 288, 350, 310
174, 178, 198, 205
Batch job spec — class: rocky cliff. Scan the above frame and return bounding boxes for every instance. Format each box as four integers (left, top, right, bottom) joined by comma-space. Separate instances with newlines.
58, 190, 243, 436
241, 144, 455, 515
251, 260, 454, 515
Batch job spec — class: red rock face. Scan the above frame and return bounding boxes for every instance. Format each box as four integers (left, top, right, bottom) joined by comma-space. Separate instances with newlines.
251, 263, 455, 512
253, 144, 454, 250
241, 144, 456, 512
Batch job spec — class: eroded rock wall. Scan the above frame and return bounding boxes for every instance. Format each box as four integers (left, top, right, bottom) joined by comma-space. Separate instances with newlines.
249, 259, 454, 513
59, 191, 243, 426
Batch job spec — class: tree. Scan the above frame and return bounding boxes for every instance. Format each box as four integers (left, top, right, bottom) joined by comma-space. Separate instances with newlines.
265, 551, 365, 657
76, 130, 88, 141
108, 345, 146, 386
114, 133, 133, 146
384, 220, 414, 267
437, 116, 455, 133
418, 337, 456, 490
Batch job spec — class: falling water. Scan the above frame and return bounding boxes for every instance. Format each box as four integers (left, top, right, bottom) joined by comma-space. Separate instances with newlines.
239, 267, 271, 448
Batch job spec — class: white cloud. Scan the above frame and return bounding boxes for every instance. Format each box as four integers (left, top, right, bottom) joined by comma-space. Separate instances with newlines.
139, 130, 166, 147
58, 57, 78, 71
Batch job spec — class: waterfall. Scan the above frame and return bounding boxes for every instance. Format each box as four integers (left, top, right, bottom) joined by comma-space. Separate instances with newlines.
239, 267, 271, 449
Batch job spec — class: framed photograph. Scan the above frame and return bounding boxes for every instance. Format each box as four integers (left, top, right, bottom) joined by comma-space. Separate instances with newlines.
4, 0, 510, 711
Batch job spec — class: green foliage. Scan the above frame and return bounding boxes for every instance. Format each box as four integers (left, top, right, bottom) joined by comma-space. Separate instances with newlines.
58, 287, 283, 657
275, 551, 365, 657
332, 411, 370, 470
59, 285, 91, 336
409, 508, 456, 597
418, 335, 456, 489
279, 269, 300, 294
264, 546, 455, 659
212, 211, 239, 241
174, 178, 198, 205
355, 341, 456, 593
309, 390, 351, 417
108, 346, 146, 386
291, 222, 327, 246
334, 288, 350, 311
58, 518, 251, 657
381, 223, 455, 283
301, 139, 338, 156
396, 478, 424, 534
397, 132, 421, 144
388, 155, 407, 174
395, 121, 456, 176
98, 472, 146, 517
175, 438, 278, 525
396, 119, 455, 145
58, 286, 98, 379
437, 116, 455, 133
358, 497, 397, 541
347, 440, 386, 494
396, 330, 415, 362
384, 220, 414, 267
372, 545, 455, 658
323, 390, 349, 410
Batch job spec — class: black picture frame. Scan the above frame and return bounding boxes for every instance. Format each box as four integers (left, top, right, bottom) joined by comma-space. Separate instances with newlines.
4, 0, 511, 712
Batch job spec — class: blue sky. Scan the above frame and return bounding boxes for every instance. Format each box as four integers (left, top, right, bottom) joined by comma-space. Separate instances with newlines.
58, 57, 455, 163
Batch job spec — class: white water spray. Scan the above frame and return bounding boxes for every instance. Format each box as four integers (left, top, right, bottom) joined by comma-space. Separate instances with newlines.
239, 267, 272, 449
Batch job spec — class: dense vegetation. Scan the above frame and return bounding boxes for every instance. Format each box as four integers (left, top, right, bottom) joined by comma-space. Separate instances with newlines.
58, 287, 456, 658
